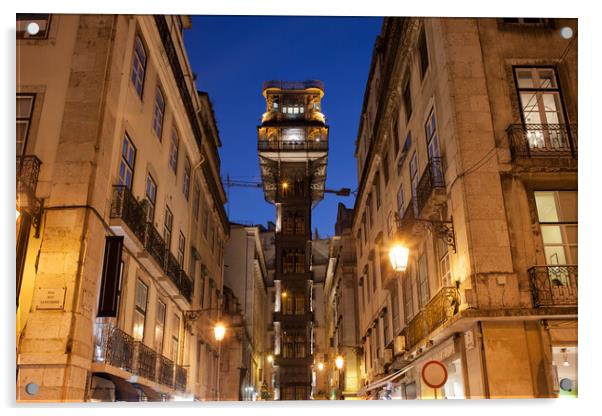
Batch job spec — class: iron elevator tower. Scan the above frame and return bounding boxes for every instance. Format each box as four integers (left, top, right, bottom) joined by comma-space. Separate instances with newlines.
257, 80, 329, 400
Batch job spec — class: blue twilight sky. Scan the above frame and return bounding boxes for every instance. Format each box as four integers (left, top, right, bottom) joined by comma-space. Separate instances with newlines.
184, 15, 382, 237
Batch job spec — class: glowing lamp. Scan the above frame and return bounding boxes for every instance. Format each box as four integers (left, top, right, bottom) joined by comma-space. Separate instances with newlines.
214, 323, 226, 341
389, 244, 410, 272
335, 355, 344, 370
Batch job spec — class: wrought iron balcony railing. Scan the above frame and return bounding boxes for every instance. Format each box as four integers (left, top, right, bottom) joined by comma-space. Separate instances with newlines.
507, 123, 577, 159
143, 222, 167, 269
179, 270, 193, 302
158, 355, 175, 388
529, 265, 578, 307
94, 322, 135, 373
16, 155, 42, 194
258, 140, 328, 152
110, 185, 147, 243
165, 252, 181, 288
415, 157, 445, 215
263, 80, 324, 91
175, 365, 187, 392
134, 341, 157, 381
403, 286, 459, 351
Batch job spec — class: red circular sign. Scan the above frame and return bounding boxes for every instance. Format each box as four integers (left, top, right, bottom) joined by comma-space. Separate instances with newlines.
421, 360, 448, 389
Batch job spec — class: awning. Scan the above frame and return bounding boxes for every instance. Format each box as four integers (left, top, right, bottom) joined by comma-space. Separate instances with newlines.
94, 373, 141, 402
132, 383, 165, 402
356, 367, 413, 398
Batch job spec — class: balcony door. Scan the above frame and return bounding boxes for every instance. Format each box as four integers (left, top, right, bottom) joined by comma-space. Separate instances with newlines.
514, 67, 569, 151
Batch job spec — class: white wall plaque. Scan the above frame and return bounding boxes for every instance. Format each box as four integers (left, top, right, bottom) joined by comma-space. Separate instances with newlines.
464, 329, 475, 350
36, 287, 66, 310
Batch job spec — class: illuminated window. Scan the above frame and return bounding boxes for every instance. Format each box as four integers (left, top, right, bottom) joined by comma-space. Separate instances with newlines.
133, 279, 148, 341
534, 191, 577, 268
171, 314, 180, 362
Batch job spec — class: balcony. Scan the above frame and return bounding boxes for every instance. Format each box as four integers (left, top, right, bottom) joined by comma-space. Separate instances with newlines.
263, 80, 324, 91
110, 185, 147, 244
414, 157, 446, 217
16, 155, 43, 230
507, 124, 577, 163
94, 322, 135, 373
258, 140, 328, 152
403, 286, 459, 351
175, 365, 187, 392
110, 185, 192, 306
529, 265, 577, 307
158, 355, 175, 388
134, 341, 157, 382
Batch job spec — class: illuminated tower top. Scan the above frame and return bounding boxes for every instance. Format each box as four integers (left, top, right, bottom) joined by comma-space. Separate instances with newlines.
257, 80, 329, 205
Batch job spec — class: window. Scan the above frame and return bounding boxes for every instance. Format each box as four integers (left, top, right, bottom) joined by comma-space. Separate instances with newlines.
202, 203, 209, 238
133, 279, 148, 341
418, 253, 429, 308
169, 129, 179, 173
374, 173, 382, 209
152, 87, 165, 139
131, 36, 147, 97
183, 157, 191, 199
383, 151, 390, 185
438, 238, 451, 287
403, 77, 412, 122
118, 134, 136, 189
371, 258, 377, 293
294, 214, 305, 235
171, 314, 180, 362
418, 28, 429, 79
199, 274, 206, 308
514, 67, 568, 150
16, 94, 35, 156
391, 114, 400, 155
362, 213, 367, 243
367, 194, 374, 226
155, 300, 166, 354
97, 236, 124, 318
397, 183, 405, 215
403, 271, 413, 323
391, 283, 400, 334
397, 132, 412, 175
145, 174, 157, 222
357, 229, 363, 258
534, 191, 577, 267
178, 232, 186, 267
163, 206, 173, 250
192, 181, 201, 219
17, 14, 51, 39
295, 335, 306, 358
383, 311, 390, 346
359, 276, 366, 312
294, 292, 305, 315
410, 153, 418, 214
425, 109, 441, 159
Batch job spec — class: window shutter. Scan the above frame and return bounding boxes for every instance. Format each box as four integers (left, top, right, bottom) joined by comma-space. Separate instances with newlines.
97, 236, 124, 317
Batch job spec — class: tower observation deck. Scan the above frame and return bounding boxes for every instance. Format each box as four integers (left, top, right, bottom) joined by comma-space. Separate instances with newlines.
257, 80, 329, 400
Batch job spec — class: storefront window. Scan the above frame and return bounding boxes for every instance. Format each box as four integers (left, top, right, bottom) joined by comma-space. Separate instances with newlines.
552, 346, 578, 397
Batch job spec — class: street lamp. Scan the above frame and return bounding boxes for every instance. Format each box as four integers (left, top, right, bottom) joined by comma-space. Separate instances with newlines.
388, 212, 456, 271
317, 362, 324, 371
267, 354, 274, 365
335, 355, 344, 400
214, 323, 226, 341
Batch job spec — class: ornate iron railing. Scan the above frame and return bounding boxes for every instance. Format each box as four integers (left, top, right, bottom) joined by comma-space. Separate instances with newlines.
158, 355, 175, 388
263, 80, 324, 91
110, 185, 147, 242
403, 286, 459, 350
174, 365, 187, 392
529, 265, 578, 307
16, 155, 42, 194
258, 140, 328, 152
143, 222, 167, 268
94, 322, 135, 373
179, 270, 193, 302
415, 157, 445, 215
507, 124, 577, 159
134, 341, 157, 381
165, 252, 181, 287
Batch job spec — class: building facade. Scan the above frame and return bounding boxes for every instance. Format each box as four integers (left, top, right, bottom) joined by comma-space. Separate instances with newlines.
16, 14, 229, 402
352, 17, 577, 399
257, 80, 329, 400
323, 203, 361, 399
222, 223, 270, 400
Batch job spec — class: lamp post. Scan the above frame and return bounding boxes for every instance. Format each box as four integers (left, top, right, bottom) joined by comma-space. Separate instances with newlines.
335, 355, 344, 400
213, 322, 225, 400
